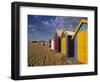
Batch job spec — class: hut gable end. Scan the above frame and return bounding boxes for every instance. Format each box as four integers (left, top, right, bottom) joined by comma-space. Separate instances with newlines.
61, 31, 68, 39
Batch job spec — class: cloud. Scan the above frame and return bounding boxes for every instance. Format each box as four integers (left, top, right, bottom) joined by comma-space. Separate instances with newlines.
50, 19, 55, 24
28, 25, 36, 28
29, 16, 87, 32
42, 21, 49, 25
55, 17, 65, 24
53, 16, 85, 31
31, 29, 36, 32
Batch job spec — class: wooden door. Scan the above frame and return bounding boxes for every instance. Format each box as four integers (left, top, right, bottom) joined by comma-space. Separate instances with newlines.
78, 30, 88, 64
68, 36, 74, 57
61, 37, 68, 55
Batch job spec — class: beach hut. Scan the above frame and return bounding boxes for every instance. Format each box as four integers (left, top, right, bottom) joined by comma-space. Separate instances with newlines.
78, 30, 87, 64
71, 19, 88, 64
61, 31, 68, 56
47, 40, 49, 47
61, 30, 74, 57
48, 39, 55, 50
40, 41, 44, 45
51, 40, 55, 50
49, 39, 51, 48
67, 31, 74, 57
44, 41, 48, 46
55, 33, 61, 52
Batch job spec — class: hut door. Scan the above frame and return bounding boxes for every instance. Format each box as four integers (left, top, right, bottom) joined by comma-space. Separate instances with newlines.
61, 33, 68, 56
61, 37, 67, 55
78, 31, 88, 64
68, 36, 74, 57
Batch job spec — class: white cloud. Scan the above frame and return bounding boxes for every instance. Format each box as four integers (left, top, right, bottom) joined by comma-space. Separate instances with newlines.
32, 29, 36, 32
42, 21, 49, 25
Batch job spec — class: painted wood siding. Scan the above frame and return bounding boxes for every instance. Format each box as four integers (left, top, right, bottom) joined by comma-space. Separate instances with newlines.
74, 36, 77, 59
61, 37, 67, 55
78, 30, 88, 64
61, 36, 68, 56
68, 36, 74, 57
55, 37, 61, 52
51, 40, 55, 50
55, 38, 58, 51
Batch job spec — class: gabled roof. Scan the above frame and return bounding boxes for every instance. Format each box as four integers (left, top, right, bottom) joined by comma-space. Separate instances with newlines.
55, 32, 58, 38
65, 31, 74, 35
71, 19, 88, 40
55, 29, 63, 38
61, 30, 68, 38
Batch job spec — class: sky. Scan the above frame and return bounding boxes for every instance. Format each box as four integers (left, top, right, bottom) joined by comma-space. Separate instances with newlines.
28, 15, 87, 42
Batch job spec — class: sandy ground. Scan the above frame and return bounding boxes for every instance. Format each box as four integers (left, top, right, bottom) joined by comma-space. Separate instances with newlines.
28, 43, 81, 66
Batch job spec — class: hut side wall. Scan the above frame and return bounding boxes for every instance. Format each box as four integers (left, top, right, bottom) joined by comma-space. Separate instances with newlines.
74, 36, 78, 59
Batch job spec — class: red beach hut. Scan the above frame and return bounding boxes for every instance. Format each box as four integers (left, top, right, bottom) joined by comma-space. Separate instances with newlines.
55, 33, 61, 52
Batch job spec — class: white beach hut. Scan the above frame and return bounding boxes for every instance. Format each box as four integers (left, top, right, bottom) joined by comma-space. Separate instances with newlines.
50, 40, 55, 50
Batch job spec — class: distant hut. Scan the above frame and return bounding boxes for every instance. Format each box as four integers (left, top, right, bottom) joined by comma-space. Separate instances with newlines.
40, 41, 45, 45
40, 41, 43, 45
49, 39, 51, 48
51, 40, 55, 50
55, 33, 61, 52
47, 41, 49, 47
46, 40, 49, 47
45, 41, 48, 46
48, 39, 55, 50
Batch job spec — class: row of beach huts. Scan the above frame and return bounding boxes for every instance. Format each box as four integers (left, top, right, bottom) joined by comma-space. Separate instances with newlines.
40, 19, 88, 64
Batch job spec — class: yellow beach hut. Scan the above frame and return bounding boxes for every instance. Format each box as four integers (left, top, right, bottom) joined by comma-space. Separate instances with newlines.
61, 30, 74, 57
71, 19, 88, 64
78, 30, 87, 64
61, 31, 68, 56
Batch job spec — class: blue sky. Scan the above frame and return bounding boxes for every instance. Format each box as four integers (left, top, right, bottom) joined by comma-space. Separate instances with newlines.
28, 15, 87, 42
